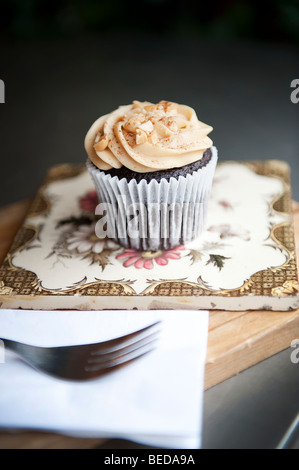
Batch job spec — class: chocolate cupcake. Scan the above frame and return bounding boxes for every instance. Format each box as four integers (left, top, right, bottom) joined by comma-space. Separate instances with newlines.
85, 100, 217, 251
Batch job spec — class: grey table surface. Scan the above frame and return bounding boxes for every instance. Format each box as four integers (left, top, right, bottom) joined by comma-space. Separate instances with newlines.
0, 32, 298, 449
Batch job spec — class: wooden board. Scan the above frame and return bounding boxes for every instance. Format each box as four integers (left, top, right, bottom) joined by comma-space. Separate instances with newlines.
0, 199, 299, 448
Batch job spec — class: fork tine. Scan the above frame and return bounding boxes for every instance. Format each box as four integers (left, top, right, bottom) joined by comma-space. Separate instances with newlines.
89, 322, 161, 357
86, 332, 160, 365
90, 320, 161, 354
84, 340, 158, 373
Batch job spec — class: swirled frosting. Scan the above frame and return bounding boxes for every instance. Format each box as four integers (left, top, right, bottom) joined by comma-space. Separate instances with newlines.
84, 100, 213, 173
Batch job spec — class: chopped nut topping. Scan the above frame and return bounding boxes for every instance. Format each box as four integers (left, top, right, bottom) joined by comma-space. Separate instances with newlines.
148, 131, 159, 144
136, 128, 147, 144
94, 135, 109, 151
144, 104, 156, 113
138, 120, 154, 133
148, 110, 165, 123
132, 100, 143, 109
162, 116, 187, 131
117, 100, 193, 146
123, 114, 146, 133
154, 121, 173, 137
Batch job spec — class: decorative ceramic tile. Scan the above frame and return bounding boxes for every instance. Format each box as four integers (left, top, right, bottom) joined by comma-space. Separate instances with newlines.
0, 160, 298, 311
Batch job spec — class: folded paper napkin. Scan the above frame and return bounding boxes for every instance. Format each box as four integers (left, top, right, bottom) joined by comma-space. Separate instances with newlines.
0, 309, 209, 448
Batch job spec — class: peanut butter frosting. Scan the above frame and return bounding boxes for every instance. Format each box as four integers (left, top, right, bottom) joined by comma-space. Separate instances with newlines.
84, 100, 213, 173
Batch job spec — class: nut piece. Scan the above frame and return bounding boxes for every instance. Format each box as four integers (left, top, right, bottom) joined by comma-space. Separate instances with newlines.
132, 100, 144, 110
123, 114, 146, 133
160, 100, 176, 112
136, 128, 147, 145
144, 104, 156, 113
149, 131, 159, 144
162, 116, 187, 131
94, 135, 109, 151
138, 120, 154, 133
155, 121, 172, 138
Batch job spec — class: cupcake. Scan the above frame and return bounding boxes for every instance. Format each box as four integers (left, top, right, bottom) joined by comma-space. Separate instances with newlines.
84, 100, 217, 251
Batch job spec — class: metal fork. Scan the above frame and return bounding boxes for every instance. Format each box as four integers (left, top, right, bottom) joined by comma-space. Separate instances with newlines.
0, 321, 161, 381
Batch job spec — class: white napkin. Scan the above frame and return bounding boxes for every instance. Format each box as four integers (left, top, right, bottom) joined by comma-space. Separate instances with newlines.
0, 309, 209, 448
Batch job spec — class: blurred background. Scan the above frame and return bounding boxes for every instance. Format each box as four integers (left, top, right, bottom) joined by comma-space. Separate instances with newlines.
0, 0, 298, 204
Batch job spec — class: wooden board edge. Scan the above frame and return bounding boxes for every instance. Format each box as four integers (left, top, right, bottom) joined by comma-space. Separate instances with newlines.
204, 311, 299, 389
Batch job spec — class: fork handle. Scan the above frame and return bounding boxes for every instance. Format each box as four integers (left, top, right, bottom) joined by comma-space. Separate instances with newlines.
1, 338, 21, 353
0, 338, 48, 366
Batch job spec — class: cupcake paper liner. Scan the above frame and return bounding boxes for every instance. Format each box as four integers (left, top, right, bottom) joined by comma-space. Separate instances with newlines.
86, 146, 218, 251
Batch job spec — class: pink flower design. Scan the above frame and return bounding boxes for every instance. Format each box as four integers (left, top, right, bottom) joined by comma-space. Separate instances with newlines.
218, 200, 233, 210
116, 246, 185, 269
79, 190, 99, 212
